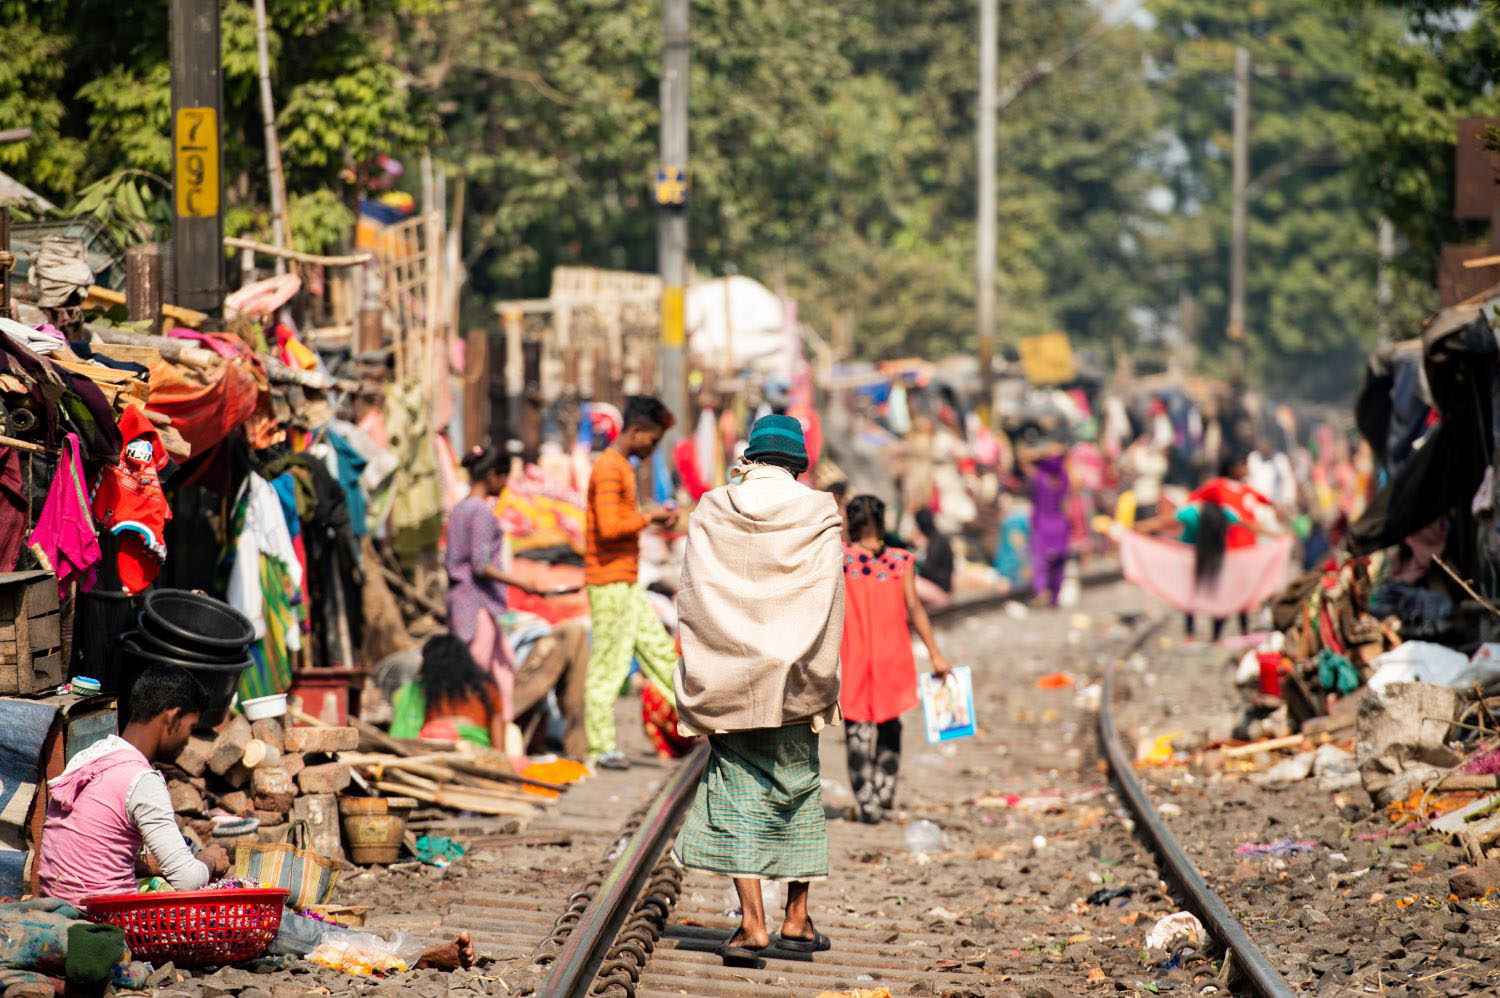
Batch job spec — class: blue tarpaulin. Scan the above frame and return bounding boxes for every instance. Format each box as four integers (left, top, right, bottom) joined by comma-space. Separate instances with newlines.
0, 699, 60, 898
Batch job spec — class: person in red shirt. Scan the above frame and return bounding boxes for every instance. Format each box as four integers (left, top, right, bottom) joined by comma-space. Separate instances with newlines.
1189, 452, 1276, 550
1139, 452, 1279, 641
839, 495, 952, 823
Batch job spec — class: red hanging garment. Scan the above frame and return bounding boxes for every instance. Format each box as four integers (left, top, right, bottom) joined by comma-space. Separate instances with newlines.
91, 407, 172, 593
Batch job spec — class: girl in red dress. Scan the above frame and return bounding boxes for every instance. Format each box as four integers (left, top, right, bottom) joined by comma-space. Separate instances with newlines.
839, 495, 953, 823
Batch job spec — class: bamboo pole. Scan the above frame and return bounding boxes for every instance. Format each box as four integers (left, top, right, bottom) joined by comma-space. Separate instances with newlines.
356, 759, 538, 803
86, 323, 219, 368
0, 434, 52, 455
225, 236, 372, 268
375, 769, 538, 814
1220, 734, 1307, 758
252, 0, 292, 272
373, 780, 535, 818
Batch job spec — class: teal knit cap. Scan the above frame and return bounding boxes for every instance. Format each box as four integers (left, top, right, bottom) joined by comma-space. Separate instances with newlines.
744, 413, 808, 470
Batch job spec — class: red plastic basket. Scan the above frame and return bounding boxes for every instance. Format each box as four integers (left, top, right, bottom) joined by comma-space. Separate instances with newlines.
82, 887, 288, 967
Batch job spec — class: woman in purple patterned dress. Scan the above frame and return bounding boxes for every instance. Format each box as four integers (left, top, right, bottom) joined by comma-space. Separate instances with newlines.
446, 446, 538, 722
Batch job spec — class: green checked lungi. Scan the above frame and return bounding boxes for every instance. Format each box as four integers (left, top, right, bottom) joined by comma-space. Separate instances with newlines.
673, 724, 828, 882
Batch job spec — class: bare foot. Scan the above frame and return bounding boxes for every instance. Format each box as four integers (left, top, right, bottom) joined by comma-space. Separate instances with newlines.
416, 931, 477, 970
726, 925, 770, 950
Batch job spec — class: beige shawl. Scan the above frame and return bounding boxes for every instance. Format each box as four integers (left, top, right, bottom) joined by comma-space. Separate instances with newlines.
673, 472, 845, 734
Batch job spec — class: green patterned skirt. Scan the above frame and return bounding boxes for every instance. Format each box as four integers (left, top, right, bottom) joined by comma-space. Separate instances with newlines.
672, 725, 828, 882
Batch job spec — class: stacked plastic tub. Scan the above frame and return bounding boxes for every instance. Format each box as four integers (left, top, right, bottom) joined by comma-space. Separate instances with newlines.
121, 589, 255, 726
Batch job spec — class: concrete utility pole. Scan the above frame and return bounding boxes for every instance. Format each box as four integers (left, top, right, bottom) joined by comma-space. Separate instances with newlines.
657, 0, 690, 433
976, 0, 998, 420
169, 0, 224, 313
1227, 45, 1250, 388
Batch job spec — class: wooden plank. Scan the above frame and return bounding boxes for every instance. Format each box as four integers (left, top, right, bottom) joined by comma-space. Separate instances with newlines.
86, 286, 208, 327
0, 573, 51, 588
1220, 734, 1307, 758
25, 579, 58, 615
26, 612, 59, 651
26, 651, 62, 693
89, 341, 163, 366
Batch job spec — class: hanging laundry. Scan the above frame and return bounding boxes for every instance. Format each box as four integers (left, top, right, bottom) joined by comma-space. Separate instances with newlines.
144, 353, 259, 456
26, 434, 101, 597
227, 473, 303, 647
225, 473, 304, 700
0, 448, 25, 573
651, 446, 674, 506
694, 408, 722, 490
90, 407, 172, 594
674, 437, 709, 501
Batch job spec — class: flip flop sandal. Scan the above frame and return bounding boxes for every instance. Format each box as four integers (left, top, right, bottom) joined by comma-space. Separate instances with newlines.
776, 923, 832, 953
716, 940, 767, 967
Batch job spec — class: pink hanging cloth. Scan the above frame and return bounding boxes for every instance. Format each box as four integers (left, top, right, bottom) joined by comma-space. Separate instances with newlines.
26, 432, 102, 597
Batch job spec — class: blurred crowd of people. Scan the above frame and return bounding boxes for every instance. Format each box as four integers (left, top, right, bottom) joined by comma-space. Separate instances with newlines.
841, 376, 1377, 626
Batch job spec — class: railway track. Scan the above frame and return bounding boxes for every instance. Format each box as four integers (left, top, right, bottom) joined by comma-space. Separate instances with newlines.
501, 596, 1295, 998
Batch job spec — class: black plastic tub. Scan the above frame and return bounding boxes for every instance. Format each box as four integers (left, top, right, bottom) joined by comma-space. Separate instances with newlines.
132, 614, 248, 665
140, 590, 255, 659
119, 632, 252, 728
72, 588, 145, 702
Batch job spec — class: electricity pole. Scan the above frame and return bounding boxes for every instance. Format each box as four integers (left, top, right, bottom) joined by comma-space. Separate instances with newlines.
657, 0, 690, 434
1227, 45, 1250, 388
976, 0, 998, 421
169, 0, 224, 313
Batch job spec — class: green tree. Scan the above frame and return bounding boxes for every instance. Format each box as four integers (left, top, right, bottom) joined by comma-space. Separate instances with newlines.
0, 0, 434, 251
766, 0, 1160, 363
1346, 1, 1500, 295
1143, 0, 1400, 397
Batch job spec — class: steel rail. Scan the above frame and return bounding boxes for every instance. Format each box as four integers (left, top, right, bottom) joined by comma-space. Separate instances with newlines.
539, 741, 710, 997
1100, 651, 1295, 998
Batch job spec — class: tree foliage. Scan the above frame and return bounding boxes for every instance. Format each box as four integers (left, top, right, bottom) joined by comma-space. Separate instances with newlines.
0, 0, 433, 251
5, 0, 1488, 401
1140, 0, 1411, 397
1346, 1, 1500, 291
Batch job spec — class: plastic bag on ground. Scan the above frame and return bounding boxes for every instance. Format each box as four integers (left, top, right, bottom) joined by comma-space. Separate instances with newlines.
1144, 911, 1205, 952
904, 819, 946, 858
306, 927, 426, 977
1367, 641, 1487, 694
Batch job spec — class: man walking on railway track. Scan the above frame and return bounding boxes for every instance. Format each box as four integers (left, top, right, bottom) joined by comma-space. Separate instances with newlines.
583, 395, 680, 769
672, 414, 846, 965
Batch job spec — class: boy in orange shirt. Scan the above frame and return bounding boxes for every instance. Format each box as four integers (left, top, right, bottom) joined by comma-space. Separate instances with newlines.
584, 396, 678, 768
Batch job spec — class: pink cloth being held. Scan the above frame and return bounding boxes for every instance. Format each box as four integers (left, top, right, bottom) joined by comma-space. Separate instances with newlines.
1120, 532, 1293, 617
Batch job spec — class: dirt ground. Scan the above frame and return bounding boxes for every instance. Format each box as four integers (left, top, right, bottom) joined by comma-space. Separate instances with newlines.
154, 580, 1499, 996
1113, 625, 1500, 996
